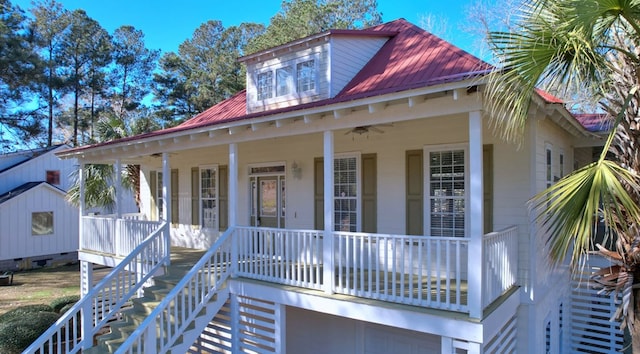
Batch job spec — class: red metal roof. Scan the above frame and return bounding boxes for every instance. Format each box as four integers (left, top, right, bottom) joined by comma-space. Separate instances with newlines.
176, 19, 491, 132
535, 88, 564, 104
574, 113, 611, 133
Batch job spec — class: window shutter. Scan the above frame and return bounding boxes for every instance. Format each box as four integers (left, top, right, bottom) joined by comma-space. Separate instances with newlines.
483, 145, 493, 234
405, 150, 423, 235
150, 171, 157, 221
191, 167, 199, 226
171, 169, 179, 225
219, 165, 228, 230
361, 154, 377, 233
314, 157, 324, 230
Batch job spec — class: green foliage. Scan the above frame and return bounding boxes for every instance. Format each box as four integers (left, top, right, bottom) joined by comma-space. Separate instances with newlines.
50, 295, 80, 313
0, 304, 54, 323
0, 311, 59, 354
246, 0, 382, 54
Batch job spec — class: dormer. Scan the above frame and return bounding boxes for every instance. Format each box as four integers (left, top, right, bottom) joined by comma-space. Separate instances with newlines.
239, 29, 396, 114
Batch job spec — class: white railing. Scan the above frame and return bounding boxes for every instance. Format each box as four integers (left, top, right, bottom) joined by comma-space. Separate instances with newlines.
482, 226, 519, 307
118, 227, 235, 353
24, 222, 169, 354
81, 216, 160, 257
235, 227, 323, 290
334, 232, 470, 312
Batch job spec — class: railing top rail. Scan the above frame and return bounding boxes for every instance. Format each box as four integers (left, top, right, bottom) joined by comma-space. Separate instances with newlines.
118, 226, 236, 353
333, 231, 471, 242
483, 225, 519, 239
234, 226, 322, 233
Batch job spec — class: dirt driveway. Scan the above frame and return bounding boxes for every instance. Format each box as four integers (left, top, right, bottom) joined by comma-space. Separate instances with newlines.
0, 264, 82, 315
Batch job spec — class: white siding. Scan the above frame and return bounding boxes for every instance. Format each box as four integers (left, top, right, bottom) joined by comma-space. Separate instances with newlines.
0, 146, 77, 193
330, 36, 388, 96
0, 184, 78, 261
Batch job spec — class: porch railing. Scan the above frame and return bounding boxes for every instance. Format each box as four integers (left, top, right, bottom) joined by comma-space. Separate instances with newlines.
235, 226, 323, 290
334, 232, 469, 311
24, 221, 169, 354
81, 216, 160, 257
482, 226, 519, 307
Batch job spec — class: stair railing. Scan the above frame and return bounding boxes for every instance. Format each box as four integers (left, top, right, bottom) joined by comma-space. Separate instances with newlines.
117, 227, 235, 354
24, 221, 169, 354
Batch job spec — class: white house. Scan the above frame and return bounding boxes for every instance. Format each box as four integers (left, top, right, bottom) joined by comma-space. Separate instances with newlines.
0, 145, 79, 270
33, 19, 621, 353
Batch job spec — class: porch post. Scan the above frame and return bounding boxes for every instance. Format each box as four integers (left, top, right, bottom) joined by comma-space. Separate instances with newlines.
78, 161, 85, 254
468, 110, 483, 319
229, 143, 238, 278
114, 158, 122, 219
229, 143, 238, 227
162, 152, 171, 265
323, 130, 334, 294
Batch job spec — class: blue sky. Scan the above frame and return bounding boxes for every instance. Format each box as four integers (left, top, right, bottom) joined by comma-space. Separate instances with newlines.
12, 0, 485, 57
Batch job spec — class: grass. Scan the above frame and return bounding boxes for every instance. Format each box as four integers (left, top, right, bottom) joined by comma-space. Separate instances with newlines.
0, 263, 81, 316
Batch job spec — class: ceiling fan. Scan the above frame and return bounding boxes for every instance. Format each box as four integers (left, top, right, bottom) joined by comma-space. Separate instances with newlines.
345, 123, 393, 136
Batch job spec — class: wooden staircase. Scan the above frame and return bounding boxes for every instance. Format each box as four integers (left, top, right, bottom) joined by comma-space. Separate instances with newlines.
86, 248, 230, 353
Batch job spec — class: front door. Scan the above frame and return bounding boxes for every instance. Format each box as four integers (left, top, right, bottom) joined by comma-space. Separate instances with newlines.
251, 175, 285, 228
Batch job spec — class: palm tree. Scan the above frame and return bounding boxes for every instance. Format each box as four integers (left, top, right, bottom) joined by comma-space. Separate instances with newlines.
485, 0, 640, 347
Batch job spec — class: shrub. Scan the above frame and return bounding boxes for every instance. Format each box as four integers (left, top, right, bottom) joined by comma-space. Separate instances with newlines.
50, 295, 80, 313
0, 311, 59, 353
0, 304, 54, 323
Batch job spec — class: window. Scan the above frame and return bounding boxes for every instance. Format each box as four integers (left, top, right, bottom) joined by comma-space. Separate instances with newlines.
559, 151, 565, 178
428, 149, 466, 237
257, 71, 273, 100
334, 156, 359, 232
200, 166, 218, 229
296, 60, 315, 93
276, 66, 293, 96
32, 212, 54, 235
46, 170, 60, 185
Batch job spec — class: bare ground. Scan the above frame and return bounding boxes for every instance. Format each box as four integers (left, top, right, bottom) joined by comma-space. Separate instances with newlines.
0, 263, 82, 316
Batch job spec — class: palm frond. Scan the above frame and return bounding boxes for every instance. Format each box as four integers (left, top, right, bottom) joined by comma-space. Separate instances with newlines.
531, 159, 640, 266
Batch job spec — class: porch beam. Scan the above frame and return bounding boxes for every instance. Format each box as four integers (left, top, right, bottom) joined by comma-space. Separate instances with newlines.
468, 110, 483, 319
275, 118, 292, 128
228, 126, 246, 135
323, 130, 334, 294
368, 102, 385, 113
333, 108, 348, 119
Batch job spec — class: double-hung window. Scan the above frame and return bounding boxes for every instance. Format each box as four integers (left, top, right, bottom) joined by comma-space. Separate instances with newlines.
156, 172, 164, 219
276, 66, 293, 96
334, 155, 360, 232
257, 71, 273, 100
200, 166, 218, 229
426, 147, 466, 237
296, 60, 316, 93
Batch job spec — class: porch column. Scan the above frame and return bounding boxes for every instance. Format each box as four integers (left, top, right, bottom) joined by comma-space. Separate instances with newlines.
78, 161, 85, 253
229, 143, 239, 278
162, 152, 171, 265
114, 158, 122, 219
323, 130, 334, 294
468, 110, 483, 319
229, 143, 238, 227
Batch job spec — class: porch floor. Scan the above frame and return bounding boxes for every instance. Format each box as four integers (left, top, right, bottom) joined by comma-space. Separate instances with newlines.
168, 247, 468, 308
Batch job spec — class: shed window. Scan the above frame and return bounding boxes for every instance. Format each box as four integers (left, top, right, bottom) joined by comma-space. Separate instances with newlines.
32, 211, 54, 235
46, 170, 60, 185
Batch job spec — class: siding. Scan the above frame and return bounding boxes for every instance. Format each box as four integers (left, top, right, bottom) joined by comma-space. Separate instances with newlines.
330, 36, 388, 96
0, 184, 78, 260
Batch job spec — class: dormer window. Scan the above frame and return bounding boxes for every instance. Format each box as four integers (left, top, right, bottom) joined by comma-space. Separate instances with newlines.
296, 60, 316, 93
276, 66, 293, 96
257, 71, 273, 100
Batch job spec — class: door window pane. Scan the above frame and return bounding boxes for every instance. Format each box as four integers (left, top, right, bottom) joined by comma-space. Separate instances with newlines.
260, 180, 277, 217
201, 167, 217, 229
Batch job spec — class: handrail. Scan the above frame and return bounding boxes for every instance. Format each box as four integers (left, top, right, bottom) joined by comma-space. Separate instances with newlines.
24, 221, 169, 354
117, 227, 236, 353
